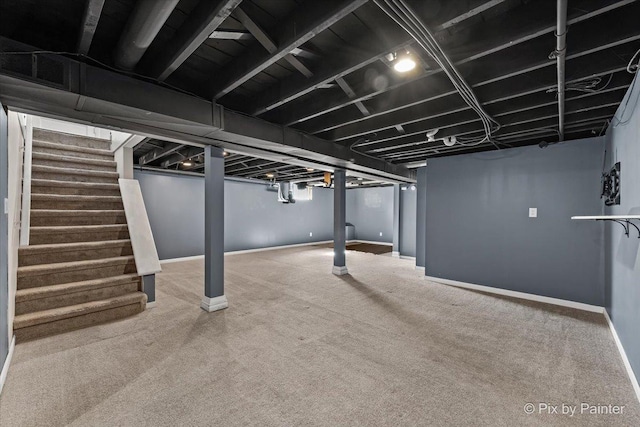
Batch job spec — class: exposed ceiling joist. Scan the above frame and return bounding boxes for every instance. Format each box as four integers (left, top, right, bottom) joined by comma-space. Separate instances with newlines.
232, 7, 313, 78
248, 0, 511, 115
161, 147, 204, 168
297, 0, 637, 135
139, 143, 185, 165
212, 0, 368, 99
149, 0, 243, 81
76, 0, 105, 55
209, 30, 253, 40
335, 77, 370, 116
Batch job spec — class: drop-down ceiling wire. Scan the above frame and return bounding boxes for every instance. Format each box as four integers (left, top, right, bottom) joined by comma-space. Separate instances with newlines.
374, 0, 501, 149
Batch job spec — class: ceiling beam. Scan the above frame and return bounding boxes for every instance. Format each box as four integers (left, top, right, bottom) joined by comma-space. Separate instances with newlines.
148, 0, 242, 81
0, 38, 414, 182
212, 0, 368, 99
301, 0, 640, 137
76, 0, 105, 55
139, 143, 185, 165
247, 0, 513, 115
232, 7, 313, 78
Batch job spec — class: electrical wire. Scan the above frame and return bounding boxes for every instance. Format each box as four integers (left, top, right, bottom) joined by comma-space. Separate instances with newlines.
611, 47, 640, 127
373, 0, 501, 150
0, 50, 205, 100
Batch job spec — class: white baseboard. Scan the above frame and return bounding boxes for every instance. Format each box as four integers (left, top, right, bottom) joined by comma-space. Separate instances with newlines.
332, 265, 349, 276
160, 255, 204, 264
400, 255, 416, 261
604, 310, 640, 404
146, 301, 157, 309
391, 251, 400, 258
0, 335, 16, 396
425, 276, 604, 314
415, 266, 425, 272
201, 295, 228, 312
160, 239, 401, 264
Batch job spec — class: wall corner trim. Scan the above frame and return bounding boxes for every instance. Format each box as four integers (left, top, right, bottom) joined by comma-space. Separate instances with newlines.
425, 276, 604, 314
0, 335, 16, 396
604, 309, 640, 404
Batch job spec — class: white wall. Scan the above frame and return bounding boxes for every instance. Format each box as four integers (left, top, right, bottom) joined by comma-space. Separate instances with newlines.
7, 112, 24, 343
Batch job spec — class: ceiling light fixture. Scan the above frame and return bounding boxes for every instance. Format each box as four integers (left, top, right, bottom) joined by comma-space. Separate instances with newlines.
266, 173, 275, 178
393, 52, 416, 73
182, 160, 193, 167
306, 168, 315, 172
426, 128, 439, 142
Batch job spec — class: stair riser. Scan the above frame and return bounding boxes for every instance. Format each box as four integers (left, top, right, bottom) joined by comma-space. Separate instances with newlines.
33, 130, 111, 150
16, 282, 140, 315
19, 245, 134, 267
31, 184, 121, 197
15, 301, 145, 342
32, 157, 116, 172
18, 261, 138, 289
31, 200, 124, 210
33, 146, 113, 161
32, 170, 118, 184
30, 213, 127, 227
30, 229, 130, 245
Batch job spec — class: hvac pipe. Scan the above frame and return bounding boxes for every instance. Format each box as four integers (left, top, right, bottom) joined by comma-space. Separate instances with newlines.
114, 0, 179, 70
552, 0, 568, 140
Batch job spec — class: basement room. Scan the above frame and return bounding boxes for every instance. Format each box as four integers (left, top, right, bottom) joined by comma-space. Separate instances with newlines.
0, 0, 640, 425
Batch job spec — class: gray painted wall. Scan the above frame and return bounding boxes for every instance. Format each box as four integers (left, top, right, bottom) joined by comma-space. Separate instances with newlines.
425, 138, 605, 305
135, 170, 334, 259
604, 73, 640, 385
346, 186, 393, 243
0, 103, 8, 370
400, 186, 417, 257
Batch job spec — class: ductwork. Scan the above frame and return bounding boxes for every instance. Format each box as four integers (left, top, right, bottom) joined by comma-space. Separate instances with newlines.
114, 0, 179, 70
553, 0, 568, 141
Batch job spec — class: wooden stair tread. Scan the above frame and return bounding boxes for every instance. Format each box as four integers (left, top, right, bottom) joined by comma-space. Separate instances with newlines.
33, 140, 113, 156
31, 179, 120, 189
13, 292, 146, 329
31, 224, 128, 233
19, 239, 132, 254
18, 255, 135, 277
32, 164, 119, 177
16, 274, 140, 302
31, 194, 122, 202
32, 151, 116, 167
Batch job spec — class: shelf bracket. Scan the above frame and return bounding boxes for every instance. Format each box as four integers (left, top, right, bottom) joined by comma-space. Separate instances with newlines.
597, 219, 640, 238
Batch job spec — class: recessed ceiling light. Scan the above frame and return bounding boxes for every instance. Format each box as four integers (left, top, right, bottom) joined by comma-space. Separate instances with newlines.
394, 53, 416, 73
306, 168, 315, 172
223, 151, 229, 156
266, 173, 274, 178
357, 177, 364, 181
182, 160, 193, 167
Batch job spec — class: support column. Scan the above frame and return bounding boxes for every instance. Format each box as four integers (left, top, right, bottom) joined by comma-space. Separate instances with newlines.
201, 145, 228, 312
333, 169, 348, 275
141, 274, 156, 307
114, 146, 134, 179
392, 183, 401, 258
415, 166, 427, 272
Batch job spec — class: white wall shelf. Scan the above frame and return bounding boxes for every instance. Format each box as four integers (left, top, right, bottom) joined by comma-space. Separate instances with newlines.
572, 216, 640, 238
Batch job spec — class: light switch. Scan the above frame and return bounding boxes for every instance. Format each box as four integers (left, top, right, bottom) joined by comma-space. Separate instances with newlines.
529, 208, 538, 218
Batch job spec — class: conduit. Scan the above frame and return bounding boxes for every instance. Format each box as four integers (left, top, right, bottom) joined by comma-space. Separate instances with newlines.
553, 0, 568, 141
114, 0, 179, 70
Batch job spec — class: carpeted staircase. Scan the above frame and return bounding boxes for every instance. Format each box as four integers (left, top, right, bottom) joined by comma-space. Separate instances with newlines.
13, 128, 147, 342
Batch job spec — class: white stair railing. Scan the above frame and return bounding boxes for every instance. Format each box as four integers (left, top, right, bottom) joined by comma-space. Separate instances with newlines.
18, 115, 32, 247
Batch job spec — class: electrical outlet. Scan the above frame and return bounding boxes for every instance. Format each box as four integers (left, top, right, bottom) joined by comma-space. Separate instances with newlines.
529, 208, 537, 218
309, 232, 313, 237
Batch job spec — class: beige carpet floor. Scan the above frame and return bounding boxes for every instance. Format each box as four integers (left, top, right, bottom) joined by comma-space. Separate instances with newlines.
1, 245, 638, 426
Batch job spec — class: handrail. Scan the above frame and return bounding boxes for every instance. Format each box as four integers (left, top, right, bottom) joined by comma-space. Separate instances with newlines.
119, 178, 161, 275
18, 115, 32, 246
